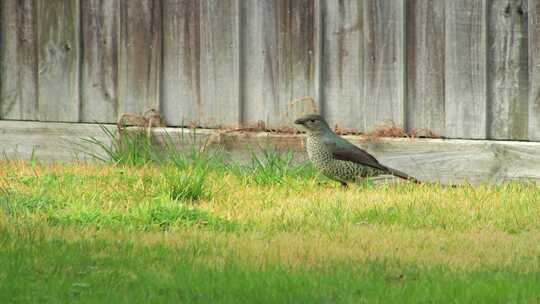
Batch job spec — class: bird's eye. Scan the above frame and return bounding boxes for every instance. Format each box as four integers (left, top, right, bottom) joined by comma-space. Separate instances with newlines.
309, 119, 315, 122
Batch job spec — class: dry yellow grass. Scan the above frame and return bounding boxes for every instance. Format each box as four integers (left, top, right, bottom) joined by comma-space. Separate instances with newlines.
2, 161, 540, 275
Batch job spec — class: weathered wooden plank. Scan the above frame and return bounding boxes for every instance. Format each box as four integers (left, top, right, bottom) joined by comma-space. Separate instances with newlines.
487, 0, 528, 140
529, 0, 540, 141
118, 0, 161, 116
445, 0, 488, 139
80, 0, 119, 123
36, 0, 80, 122
406, 0, 445, 136
162, 0, 201, 127
240, 0, 266, 126
198, 0, 241, 128
241, 0, 319, 129
3, 120, 540, 185
321, 0, 364, 131
0, 121, 115, 162
363, 0, 405, 131
349, 137, 540, 185
0, 0, 38, 120
162, 0, 239, 128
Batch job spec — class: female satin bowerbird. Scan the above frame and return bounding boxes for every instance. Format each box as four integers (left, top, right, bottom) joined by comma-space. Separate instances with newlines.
294, 114, 419, 186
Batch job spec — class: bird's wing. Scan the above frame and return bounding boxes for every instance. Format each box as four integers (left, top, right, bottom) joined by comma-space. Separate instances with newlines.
323, 136, 388, 172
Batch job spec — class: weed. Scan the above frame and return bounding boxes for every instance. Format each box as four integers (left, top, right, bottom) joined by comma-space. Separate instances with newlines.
160, 165, 210, 202
231, 147, 316, 186
81, 125, 158, 165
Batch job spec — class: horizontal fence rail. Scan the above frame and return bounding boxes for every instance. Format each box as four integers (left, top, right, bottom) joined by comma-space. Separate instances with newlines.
1, 0, 539, 141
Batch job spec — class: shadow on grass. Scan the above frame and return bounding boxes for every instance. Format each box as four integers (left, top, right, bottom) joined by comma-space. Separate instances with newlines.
1, 227, 540, 303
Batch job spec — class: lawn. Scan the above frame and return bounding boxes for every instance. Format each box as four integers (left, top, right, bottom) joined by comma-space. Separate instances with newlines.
1, 133, 540, 303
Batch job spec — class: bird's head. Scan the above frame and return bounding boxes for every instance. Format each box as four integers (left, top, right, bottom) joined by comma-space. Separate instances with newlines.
294, 114, 331, 134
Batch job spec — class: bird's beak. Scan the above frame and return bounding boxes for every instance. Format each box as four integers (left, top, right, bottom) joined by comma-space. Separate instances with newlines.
294, 118, 304, 125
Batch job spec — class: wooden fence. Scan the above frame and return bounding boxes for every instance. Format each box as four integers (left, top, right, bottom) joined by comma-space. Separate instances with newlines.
1, 0, 539, 141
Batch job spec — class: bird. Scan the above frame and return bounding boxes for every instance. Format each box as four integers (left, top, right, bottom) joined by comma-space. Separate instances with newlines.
294, 114, 419, 186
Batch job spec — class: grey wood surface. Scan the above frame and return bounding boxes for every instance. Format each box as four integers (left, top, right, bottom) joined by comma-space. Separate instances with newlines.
1, 1, 540, 141
348, 137, 540, 185
80, 0, 119, 123
37, 0, 80, 122
445, 0, 488, 139
239, 0, 266, 127
198, 0, 241, 128
529, 0, 540, 141
321, 0, 364, 131
406, 0, 446, 136
241, 0, 320, 128
162, 0, 201, 126
0, 0, 38, 121
362, 0, 405, 131
487, 0, 528, 140
117, 0, 161, 115
0, 121, 115, 161
2, 120, 540, 185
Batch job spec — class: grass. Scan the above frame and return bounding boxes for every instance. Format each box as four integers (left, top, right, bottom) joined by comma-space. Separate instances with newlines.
1, 130, 540, 302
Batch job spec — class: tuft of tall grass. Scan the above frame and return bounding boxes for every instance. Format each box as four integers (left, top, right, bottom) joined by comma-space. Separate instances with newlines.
230, 147, 317, 186
81, 126, 223, 202
82, 124, 226, 170
160, 165, 210, 202
81, 125, 319, 187
81, 125, 158, 166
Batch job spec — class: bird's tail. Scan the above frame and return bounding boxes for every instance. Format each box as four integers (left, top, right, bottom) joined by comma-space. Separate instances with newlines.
384, 166, 421, 184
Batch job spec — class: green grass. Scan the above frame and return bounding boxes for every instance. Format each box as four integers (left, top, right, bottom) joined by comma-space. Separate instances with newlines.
2, 226, 540, 304
1, 131, 540, 302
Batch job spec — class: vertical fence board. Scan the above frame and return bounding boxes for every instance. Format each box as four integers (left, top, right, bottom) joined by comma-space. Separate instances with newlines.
198, 0, 240, 128
242, 0, 319, 129
406, 0, 445, 135
363, 0, 405, 131
487, 0, 528, 140
118, 0, 161, 115
162, 0, 200, 126
529, 0, 540, 140
3, 1, 540, 142
0, 0, 38, 120
240, 0, 266, 126
80, 0, 119, 123
321, 0, 364, 131
37, 0, 80, 122
445, 0, 487, 139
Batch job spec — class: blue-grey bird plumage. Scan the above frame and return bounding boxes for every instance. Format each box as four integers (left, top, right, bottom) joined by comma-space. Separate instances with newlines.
294, 114, 418, 185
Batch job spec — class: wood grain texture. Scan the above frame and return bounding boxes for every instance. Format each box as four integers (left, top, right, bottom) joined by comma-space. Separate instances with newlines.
321, 0, 364, 131
348, 137, 540, 185
241, 0, 319, 128
5, 1, 540, 142
445, 0, 488, 139
406, 0, 446, 135
240, 0, 265, 126
0, 121, 115, 161
37, 0, 80, 122
80, 0, 119, 123
2, 120, 540, 185
0, 0, 38, 120
487, 0, 528, 140
529, 0, 540, 140
162, 0, 201, 126
118, 0, 161, 115
363, 0, 405, 131
198, 0, 241, 128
